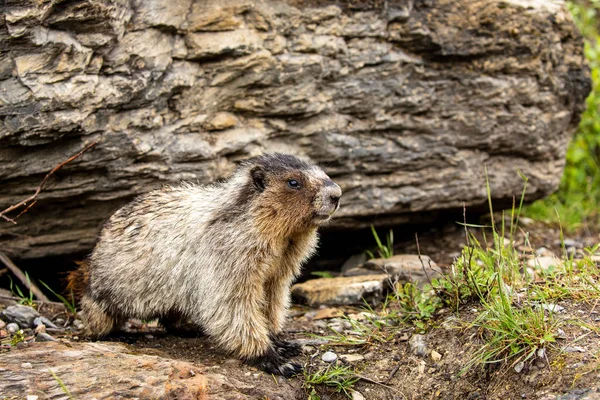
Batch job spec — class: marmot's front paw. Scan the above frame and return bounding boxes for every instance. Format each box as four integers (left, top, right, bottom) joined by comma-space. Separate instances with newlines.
248, 348, 303, 378
272, 337, 302, 358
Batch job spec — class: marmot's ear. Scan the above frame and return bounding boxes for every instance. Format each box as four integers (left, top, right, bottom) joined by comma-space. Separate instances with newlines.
251, 166, 266, 191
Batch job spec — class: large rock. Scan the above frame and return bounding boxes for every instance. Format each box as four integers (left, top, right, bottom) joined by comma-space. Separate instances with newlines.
0, 341, 299, 399
0, 0, 590, 259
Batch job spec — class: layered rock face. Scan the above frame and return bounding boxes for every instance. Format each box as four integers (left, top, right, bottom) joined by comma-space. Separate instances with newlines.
0, 0, 590, 259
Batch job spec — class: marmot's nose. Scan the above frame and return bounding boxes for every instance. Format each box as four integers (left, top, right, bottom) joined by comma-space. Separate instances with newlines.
326, 182, 342, 206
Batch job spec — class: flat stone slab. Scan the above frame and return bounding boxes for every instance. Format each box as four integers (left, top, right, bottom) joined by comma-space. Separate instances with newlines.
291, 274, 388, 306
0, 341, 247, 399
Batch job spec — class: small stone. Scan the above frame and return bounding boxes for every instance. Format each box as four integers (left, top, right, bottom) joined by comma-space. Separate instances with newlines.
73, 319, 84, 330
0, 320, 5, 329
54, 318, 65, 326
430, 350, 442, 362
33, 316, 58, 330
527, 256, 561, 271
145, 334, 154, 339
539, 304, 564, 313
409, 334, 427, 357
1, 305, 40, 328
21, 362, 33, 369
35, 332, 56, 342
514, 361, 525, 373
341, 354, 364, 362
26, 396, 38, 400
313, 308, 344, 320
322, 351, 337, 363
7, 323, 20, 334
537, 348, 546, 359
351, 391, 366, 400
555, 328, 567, 339
363, 352, 375, 361
562, 346, 586, 353
34, 324, 46, 334
328, 322, 344, 333
0, 329, 8, 338
302, 345, 316, 354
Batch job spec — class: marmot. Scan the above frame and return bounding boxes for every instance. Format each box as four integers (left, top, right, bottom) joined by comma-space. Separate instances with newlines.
68, 153, 342, 376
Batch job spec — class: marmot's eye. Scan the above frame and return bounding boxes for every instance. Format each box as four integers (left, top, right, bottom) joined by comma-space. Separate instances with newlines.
288, 179, 301, 189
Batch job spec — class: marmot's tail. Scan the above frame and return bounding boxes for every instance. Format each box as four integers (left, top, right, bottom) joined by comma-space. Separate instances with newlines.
66, 260, 90, 301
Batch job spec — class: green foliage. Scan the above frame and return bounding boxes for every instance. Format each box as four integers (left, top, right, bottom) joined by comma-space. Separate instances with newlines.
310, 271, 335, 279
49, 369, 74, 399
365, 225, 394, 259
10, 329, 26, 346
8, 272, 35, 307
525, 1, 600, 231
39, 280, 77, 315
303, 364, 359, 399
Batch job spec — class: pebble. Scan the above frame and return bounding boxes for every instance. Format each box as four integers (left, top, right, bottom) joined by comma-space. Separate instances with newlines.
352, 391, 366, 400
7, 323, 20, 334
33, 316, 58, 329
73, 319, 84, 330
537, 348, 546, 359
0, 319, 5, 329
35, 332, 56, 342
21, 362, 33, 369
26, 396, 38, 400
54, 318, 65, 326
363, 352, 375, 361
34, 324, 46, 334
322, 351, 338, 363
144, 334, 154, 339
430, 350, 442, 362
514, 361, 525, 373
409, 334, 427, 357
540, 304, 564, 313
562, 346, 586, 353
1, 305, 40, 328
341, 354, 364, 362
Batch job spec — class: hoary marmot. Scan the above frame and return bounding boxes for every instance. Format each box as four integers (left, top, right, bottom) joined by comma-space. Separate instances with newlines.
68, 153, 342, 376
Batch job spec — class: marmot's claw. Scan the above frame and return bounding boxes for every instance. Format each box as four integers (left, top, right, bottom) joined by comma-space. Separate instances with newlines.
248, 348, 303, 377
279, 361, 303, 378
273, 338, 302, 358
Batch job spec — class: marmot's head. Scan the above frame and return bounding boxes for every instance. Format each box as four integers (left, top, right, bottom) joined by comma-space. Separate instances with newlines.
239, 153, 342, 236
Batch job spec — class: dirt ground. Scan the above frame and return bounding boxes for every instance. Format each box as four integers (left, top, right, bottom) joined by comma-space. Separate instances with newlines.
1, 220, 599, 399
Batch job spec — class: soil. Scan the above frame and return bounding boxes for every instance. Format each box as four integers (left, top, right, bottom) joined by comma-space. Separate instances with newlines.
1, 220, 599, 400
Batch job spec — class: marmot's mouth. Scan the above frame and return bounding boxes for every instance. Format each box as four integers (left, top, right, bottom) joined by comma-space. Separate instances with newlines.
313, 213, 332, 222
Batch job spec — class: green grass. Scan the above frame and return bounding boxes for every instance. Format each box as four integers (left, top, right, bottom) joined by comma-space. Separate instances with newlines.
365, 225, 394, 259
49, 369, 74, 399
39, 280, 77, 315
348, 172, 599, 375
303, 364, 359, 399
8, 272, 35, 307
524, 0, 600, 232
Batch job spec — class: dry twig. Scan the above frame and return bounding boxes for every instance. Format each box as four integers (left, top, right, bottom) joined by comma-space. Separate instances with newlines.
0, 141, 98, 224
0, 251, 50, 302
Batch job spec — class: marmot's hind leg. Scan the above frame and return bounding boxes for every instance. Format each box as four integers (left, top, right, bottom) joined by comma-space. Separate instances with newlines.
80, 295, 118, 337
159, 311, 205, 337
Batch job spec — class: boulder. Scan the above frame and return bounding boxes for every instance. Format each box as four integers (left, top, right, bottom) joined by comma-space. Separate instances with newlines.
0, 0, 590, 259
0, 341, 297, 399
